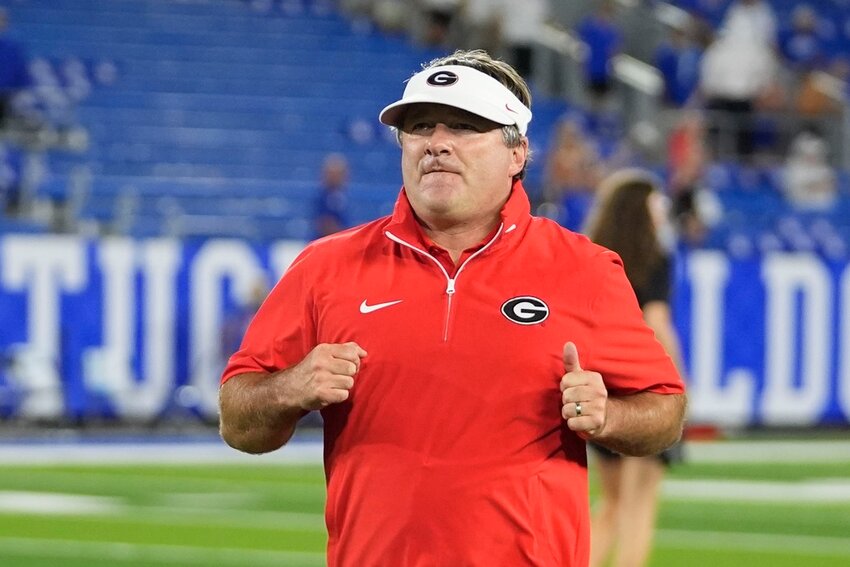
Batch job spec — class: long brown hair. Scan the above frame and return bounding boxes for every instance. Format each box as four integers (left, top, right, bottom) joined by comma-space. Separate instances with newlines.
584, 169, 664, 291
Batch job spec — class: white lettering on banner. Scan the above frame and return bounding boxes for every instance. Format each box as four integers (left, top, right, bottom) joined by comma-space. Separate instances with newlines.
761, 254, 832, 425
840, 267, 850, 420
189, 239, 265, 417
687, 251, 755, 426
142, 239, 181, 416
0, 235, 86, 418
82, 239, 180, 419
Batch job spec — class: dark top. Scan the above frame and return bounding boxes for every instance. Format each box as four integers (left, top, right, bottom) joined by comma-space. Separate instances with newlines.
635, 254, 671, 307
314, 184, 349, 238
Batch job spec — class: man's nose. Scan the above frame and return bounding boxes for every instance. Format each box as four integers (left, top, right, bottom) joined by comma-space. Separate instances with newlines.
425, 123, 453, 155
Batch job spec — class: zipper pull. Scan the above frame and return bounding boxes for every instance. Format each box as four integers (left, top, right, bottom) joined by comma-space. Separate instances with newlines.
446, 278, 456, 295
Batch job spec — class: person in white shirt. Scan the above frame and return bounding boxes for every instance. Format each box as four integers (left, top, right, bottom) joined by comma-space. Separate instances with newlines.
699, 30, 779, 158
719, 0, 777, 47
782, 129, 837, 211
497, 0, 550, 78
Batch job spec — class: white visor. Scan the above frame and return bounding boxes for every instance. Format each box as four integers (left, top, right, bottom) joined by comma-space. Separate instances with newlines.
379, 65, 532, 135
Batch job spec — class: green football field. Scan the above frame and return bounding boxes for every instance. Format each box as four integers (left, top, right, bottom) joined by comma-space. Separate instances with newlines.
0, 438, 849, 566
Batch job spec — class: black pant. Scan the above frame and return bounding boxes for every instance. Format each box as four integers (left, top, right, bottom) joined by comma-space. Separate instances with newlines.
705, 97, 755, 158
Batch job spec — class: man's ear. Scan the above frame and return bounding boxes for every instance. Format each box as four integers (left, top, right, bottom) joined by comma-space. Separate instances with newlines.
509, 138, 529, 177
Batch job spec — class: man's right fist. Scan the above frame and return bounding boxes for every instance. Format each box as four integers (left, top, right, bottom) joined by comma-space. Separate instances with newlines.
287, 342, 368, 410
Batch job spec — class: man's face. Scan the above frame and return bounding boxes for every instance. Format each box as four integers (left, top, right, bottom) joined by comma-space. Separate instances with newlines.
399, 103, 527, 229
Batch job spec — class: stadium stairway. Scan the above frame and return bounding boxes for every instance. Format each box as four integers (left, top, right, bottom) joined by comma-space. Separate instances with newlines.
6, 0, 471, 238
3, 0, 848, 255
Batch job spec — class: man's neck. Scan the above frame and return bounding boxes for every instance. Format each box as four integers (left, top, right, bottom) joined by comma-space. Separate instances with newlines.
421, 217, 500, 264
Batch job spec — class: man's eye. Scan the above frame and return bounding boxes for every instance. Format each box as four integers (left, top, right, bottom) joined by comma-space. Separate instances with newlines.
458, 122, 488, 132
409, 122, 433, 133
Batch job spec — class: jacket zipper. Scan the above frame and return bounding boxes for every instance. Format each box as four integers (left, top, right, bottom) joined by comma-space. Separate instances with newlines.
444, 278, 455, 341
385, 225, 503, 341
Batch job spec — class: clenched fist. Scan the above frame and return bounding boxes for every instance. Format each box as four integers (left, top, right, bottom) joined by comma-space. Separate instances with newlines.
285, 342, 368, 410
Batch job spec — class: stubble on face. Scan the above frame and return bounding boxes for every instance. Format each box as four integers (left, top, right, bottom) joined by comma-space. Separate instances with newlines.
399, 104, 520, 228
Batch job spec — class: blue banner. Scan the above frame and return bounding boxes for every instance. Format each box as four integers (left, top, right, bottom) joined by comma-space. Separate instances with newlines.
0, 235, 847, 427
673, 250, 849, 427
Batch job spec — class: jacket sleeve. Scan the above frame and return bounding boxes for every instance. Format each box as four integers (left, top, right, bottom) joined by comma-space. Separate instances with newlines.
584, 250, 684, 396
220, 246, 317, 384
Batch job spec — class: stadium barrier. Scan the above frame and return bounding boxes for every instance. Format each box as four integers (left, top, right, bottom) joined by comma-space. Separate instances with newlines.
0, 234, 847, 427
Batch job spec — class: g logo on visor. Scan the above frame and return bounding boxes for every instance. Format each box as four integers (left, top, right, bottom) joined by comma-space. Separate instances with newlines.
501, 296, 549, 325
427, 71, 459, 86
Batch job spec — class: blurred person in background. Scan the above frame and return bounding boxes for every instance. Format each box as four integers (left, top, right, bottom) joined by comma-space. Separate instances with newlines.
654, 14, 703, 108
777, 4, 837, 122
0, 8, 30, 129
602, 121, 664, 174
368, 0, 410, 35
219, 49, 686, 566
496, 0, 550, 79
719, 0, 777, 48
314, 152, 351, 238
781, 126, 837, 212
220, 277, 270, 368
778, 4, 827, 76
698, 23, 782, 159
667, 110, 710, 245
542, 116, 604, 231
795, 55, 848, 118
0, 143, 22, 215
577, 1, 623, 111
676, 0, 727, 30
455, 0, 502, 55
583, 169, 688, 567
417, 0, 460, 47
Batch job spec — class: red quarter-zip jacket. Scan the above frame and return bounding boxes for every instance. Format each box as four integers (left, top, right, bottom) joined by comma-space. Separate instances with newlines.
222, 181, 684, 567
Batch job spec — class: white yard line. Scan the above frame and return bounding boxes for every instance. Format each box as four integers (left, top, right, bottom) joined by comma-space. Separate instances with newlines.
0, 490, 327, 530
656, 529, 850, 557
0, 537, 326, 566
686, 439, 850, 464
130, 505, 327, 531
662, 478, 850, 503
4, 476, 848, 523
0, 491, 123, 515
0, 438, 849, 465
0, 440, 324, 465
1, 530, 848, 564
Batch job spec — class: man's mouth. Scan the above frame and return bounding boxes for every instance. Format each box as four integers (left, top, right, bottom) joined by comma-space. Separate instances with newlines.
423, 164, 457, 175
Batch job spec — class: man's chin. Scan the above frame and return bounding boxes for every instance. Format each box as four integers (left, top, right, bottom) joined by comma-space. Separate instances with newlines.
413, 194, 458, 220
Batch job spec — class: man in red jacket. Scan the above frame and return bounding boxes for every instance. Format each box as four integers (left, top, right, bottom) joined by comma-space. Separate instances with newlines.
219, 49, 686, 567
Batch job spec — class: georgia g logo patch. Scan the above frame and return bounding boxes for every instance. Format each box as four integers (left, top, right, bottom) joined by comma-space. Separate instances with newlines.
426, 70, 459, 86
501, 296, 549, 325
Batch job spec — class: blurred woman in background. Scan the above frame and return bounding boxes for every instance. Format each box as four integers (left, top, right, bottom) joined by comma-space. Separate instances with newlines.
583, 168, 687, 567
